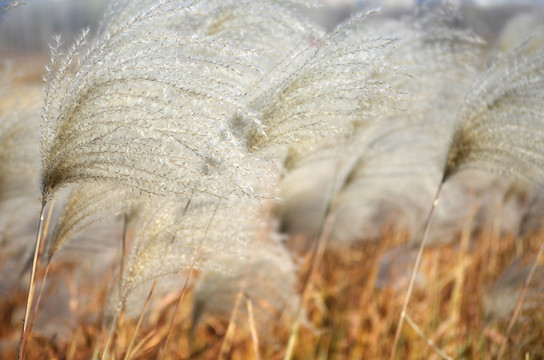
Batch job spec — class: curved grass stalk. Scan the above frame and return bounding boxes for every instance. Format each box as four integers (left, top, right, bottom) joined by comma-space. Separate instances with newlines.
283, 212, 336, 360
0, 0, 24, 16
157, 199, 221, 360
282, 155, 352, 360
120, 213, 129, 296
405, 315, 453, 360
17, 203, 46, 360
389, 181, 443, 360
122, 278, 157, 360
123, 200, 191, 360
102, 208, 142, 360
496, 238, 544, 359
246, 299, 260, 360
25, 199, 56, 345
218, 259, 253, 360
17, 198, 54, 358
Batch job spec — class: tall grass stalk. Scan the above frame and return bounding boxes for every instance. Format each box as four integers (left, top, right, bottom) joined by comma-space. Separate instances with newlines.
282, 157, 350, 359
102, 301, 122, 359
284, 212, 336, 360
18, 203, 46, 360
158, 199, 221, 360
123, 201, 192, 360
447, 200, 477, 337
246, 299, 261, 360
120, 213, 129, 296
25, 199, 55, 345
389, 181, 443, 360
218, 260, 252, 360
405, 315, 453, 360
123, 278, 157, 360
123, 199, 191, 359
0, 0, 24, 16
496, 238, 544, 359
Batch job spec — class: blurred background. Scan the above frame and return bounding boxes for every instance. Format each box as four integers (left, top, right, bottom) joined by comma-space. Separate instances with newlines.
1, 0, 544, 55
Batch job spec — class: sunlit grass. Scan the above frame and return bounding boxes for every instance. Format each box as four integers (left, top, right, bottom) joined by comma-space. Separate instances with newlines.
1, 215, 542, 359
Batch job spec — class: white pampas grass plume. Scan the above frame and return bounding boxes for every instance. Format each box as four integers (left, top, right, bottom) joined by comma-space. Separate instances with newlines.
40, 0, 272, 202
444, 44, 544, 183
497, 11, 544, 56
247, 8, 403, 153
392, 34, 544, 358
0, 74, 41, 201
121, 197, 263, 299
46, 183, 141, 260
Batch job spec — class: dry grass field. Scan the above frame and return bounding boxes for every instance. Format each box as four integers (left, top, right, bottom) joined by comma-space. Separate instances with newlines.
1, 217, 543, 359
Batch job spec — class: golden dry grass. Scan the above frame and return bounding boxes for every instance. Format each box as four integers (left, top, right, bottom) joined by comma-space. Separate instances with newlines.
2, 218, 543, 360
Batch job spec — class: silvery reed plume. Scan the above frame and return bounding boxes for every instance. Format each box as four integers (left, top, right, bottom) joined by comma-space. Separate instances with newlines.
276, 4, 481, 245
121, 197, 263, 300
497, 11, 544, 57
33, 0, 405, 303
46, 183, 140, 261
0, 66, 40, 202
40, 2, 271, 203
20, 0, 313, 356
0, 65, 42, 296
37, 0, 406, 269
391, 28, 544, 359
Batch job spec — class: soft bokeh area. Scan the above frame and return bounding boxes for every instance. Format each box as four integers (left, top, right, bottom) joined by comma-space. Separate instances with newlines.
1, 1, 543, 359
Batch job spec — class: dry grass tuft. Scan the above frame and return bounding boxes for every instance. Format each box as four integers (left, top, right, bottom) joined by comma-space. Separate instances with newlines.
2, 219, 543, 359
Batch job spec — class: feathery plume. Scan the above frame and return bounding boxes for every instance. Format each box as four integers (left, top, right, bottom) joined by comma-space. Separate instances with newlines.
0, 66, 41, 201
121, 197, 263, 299
46, 183, 141, 261
392, 27, 544, 359
40, 0, 271, 202
247, 9, 402, 153
444, 44, 544, 182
